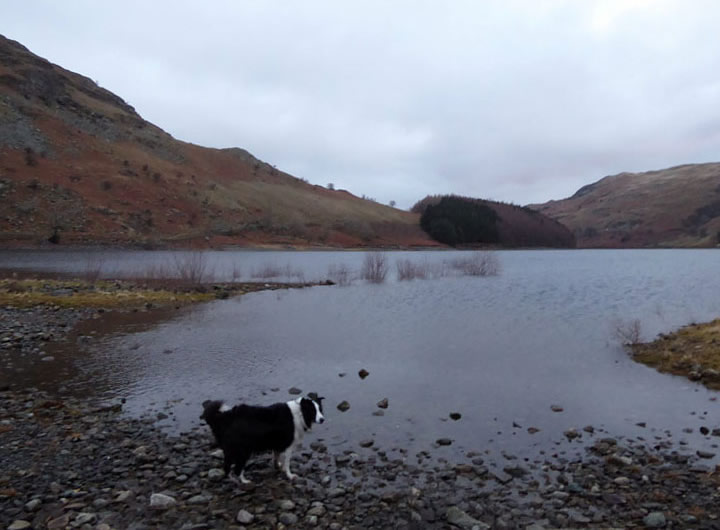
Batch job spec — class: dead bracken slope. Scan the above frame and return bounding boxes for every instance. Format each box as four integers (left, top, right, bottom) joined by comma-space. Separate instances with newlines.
529, 163, 720, 248
0, 35, 436, 248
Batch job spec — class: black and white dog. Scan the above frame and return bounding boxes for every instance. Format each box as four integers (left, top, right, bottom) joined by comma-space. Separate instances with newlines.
200, 395, 325, 483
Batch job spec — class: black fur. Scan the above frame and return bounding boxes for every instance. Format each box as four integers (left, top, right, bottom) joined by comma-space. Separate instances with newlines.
200, 396, 324, 482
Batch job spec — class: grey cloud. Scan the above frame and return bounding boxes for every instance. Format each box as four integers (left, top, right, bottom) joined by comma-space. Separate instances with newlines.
2, 1, 720, 208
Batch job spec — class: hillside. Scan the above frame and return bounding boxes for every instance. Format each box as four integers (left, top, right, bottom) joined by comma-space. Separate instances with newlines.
0, 35, 437, 248
529, 164, 720, 248
412, 195, 576, 248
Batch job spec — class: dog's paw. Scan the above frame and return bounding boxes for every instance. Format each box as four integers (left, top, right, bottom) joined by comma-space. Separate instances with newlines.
285, 472, 298, 481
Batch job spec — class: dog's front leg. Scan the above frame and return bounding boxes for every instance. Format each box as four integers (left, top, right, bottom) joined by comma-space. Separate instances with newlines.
273, 451, 282, 469
281, 448, 297, 480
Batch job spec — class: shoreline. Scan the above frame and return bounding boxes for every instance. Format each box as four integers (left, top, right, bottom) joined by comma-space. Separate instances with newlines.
3, 279, 720, 527
3, 385, 720, 529
630, 319, 720, 391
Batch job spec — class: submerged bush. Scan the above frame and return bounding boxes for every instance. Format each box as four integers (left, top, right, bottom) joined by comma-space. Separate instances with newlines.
448, 252, 500, 277
612, 318, 643, 345
360, 252, 388, 283
327, 263, 353, 286
173, 251, 211, 284
396, 258, 430, 281
251, 262, 305, 281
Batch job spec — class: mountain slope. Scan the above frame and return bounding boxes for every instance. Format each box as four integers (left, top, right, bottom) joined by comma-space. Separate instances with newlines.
0, 35, 437, 248
529, 163, 720, 248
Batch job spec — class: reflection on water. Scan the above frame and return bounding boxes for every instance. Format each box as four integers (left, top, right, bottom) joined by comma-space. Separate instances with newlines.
4, 249, 720, 463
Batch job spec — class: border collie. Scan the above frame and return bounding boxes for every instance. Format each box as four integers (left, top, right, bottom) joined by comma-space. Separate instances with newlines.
200, 395, 325, 483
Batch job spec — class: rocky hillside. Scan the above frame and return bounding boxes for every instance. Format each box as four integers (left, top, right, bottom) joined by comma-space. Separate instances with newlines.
529, 164, 720, 248
412, 195, 576, 248
0, 35, 437, 248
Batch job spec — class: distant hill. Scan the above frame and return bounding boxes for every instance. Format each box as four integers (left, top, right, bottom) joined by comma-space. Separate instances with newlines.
412, 195, 576, 248
0, 35, 437, 248
529, 163, 720, 248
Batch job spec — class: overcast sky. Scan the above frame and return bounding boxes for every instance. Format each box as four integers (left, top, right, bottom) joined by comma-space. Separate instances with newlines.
2, 1, 720, 208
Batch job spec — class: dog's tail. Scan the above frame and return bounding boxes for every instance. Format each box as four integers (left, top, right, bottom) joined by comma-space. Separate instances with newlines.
200, 400, 225, 422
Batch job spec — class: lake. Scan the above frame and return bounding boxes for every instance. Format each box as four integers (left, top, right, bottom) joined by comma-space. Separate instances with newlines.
3, 248, 720, 465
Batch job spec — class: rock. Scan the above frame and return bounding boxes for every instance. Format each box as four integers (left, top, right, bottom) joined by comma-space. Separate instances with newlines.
643, 511, 666, 528
436, 438, 453, 446
150, 493, 177, 509
278, 499, 295, 511
359, 439, 374, 448
564, 428, 580, 440
114, 490, 133, 502
24, 498, 41, 511
377, 398, 389, 409
372, 410, 384, 416
187, 494, 212, 504
449, 412, 461, 420
328, 487, 346, 498
337, 400, 350, 412
46, 514, 71, 529
607, 454, 633, 466
74, 512, 96, 525
551, 405, 564, 412
358, 369, 369, 379
446, 506, 490, 529
503, 465, 529, 478
8, 521, 32, 530
236, 509, 254, 524
279, 512, 299, 525
307, 504, 326, 517
207, 468, 225, 480
527, 426, 540, 434
697, 450, 715, 459
288, 387, 302, 395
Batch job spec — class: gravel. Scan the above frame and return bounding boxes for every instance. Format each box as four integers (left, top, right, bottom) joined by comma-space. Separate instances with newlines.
4, 306, 720, 528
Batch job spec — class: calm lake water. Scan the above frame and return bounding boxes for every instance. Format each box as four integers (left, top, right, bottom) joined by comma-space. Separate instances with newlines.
3, 249, 720, 464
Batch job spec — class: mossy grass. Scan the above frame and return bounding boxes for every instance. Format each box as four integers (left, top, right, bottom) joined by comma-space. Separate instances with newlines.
630, 319, 720, 390
0, 276, 322, 309
0, 278, 215, 308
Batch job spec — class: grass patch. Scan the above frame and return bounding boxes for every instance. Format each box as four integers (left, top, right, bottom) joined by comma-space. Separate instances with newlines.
630, 319, 720, 390
0, 279, 214, 309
